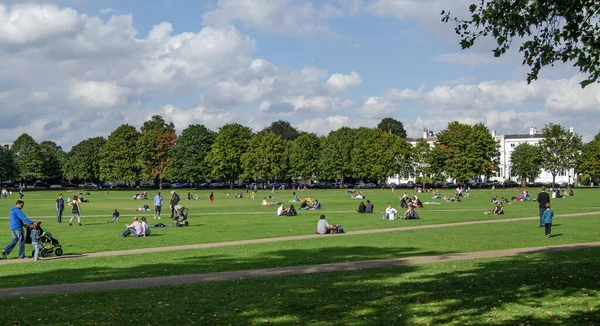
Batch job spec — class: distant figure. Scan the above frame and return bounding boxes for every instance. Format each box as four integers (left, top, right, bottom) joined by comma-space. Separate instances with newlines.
209, 191, 214, 204
110, 209, 120, 223
18, 187, 24, 199
536, 186, 550, 228
56, 194, 64, 223
357, 201, 366, 213
170, 191, 180, 219
68, 195, 82, 226
154, 192, 163, 220
365, 200, 374, 213
542, 203, 554, 238
493, 204, 504, 215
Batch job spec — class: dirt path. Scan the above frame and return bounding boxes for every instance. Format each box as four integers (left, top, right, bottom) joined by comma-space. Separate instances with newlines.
1, 241, 599, 298
1, 211, 598, 265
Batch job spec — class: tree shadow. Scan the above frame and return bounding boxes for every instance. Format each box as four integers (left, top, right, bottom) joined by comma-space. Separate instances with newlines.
1, 247, 599, 324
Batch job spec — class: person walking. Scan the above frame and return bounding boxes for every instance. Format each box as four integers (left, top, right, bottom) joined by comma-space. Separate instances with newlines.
30, 221, 42, 261
56, 193, 64, 223
536, 186, 550, 227
110, 209, 120, 223
68, 195, 82, 226
18, 186, 24, 199
2, 200, 34, 259
542, 203, 554, 238
170, 191, 180, 219
209, 191, 214, 204
154, 191, 163, 219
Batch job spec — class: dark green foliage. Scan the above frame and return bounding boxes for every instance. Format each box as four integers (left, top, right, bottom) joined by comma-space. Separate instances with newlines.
260, 120, 304, 141
318, 127, 356, 182
66, 137, 106, 183
443, 0, 600, 87
538, 123, 582, 186
510, 143, 542, 186
578, 134, 600, 184
100, 124, 141, 184
11, 133, 45, 182
39, 141, 65, 182
436, 122, 499, 182
0, 145, 15, 181
166, 124, 215, 182
377, 117, 407, 138
241, 132, 287, 182
289, 133, 321, 181
206, 123, 253, 185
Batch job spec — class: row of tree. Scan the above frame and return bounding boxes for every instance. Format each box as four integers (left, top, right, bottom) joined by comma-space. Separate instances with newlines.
0, 116, 592, 188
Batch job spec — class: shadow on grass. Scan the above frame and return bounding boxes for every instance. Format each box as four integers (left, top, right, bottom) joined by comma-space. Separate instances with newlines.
0, 246, 445, 288
1, 247, 600, 324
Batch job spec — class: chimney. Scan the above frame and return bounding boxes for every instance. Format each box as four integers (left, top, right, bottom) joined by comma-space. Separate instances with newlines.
529, 126, 536, 136
2, 144, 8, 151
423, 128, 428, 139
491, 130, 496, 137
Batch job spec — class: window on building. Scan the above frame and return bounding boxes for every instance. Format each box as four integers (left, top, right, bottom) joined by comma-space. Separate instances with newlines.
510, 143, 515, 148
558, 171, 566, 176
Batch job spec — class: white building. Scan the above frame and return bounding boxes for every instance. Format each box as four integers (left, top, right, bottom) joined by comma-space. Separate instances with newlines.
388, 126, 575, 185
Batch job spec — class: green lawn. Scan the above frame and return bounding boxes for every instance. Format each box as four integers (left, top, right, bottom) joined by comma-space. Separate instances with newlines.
1, 247, 598, 325
0, 188, 598, 324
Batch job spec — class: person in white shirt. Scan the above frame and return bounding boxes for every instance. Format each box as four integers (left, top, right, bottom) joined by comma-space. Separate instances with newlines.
276, 203, 287, 216
316, 214, 331, 234
385, 203, 398, 220
121, 217, 143, 237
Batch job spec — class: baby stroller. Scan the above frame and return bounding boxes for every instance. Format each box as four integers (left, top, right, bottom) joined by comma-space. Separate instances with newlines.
26, 230, 64, 257
173, 204, 189, 227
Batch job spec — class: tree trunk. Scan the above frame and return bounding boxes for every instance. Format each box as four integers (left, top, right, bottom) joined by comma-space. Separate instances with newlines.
552, 173, 556, 188
521, 177, 526, 188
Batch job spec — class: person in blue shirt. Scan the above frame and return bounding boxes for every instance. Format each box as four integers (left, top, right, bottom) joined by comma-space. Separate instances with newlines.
542, 203, 554, 238
2, 200, 34, 259
154, 191, 163, 219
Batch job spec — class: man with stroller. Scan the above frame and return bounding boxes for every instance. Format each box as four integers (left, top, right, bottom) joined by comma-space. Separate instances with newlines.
170, 191, 180, 219
2, 200, 34, 259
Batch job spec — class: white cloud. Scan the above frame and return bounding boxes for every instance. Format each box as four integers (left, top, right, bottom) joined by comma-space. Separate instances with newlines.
326, 71, 362, 93
99, 7, 116, 15
434, 53, 505, 66
0, 3, 81, 45
69, 81, 127, 108
202, 0, 352, 36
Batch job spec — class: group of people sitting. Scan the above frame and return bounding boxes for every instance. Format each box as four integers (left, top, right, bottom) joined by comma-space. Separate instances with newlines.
276, 203, 298, 216
132, 192, 148, 200
119, 217, 152, 237
136, 205, 151, 211
234, 193, 245, 199
299, 198, 322, 210
383, 203, 420, 220
357, 200, 374, 213
400, 193, 423, 208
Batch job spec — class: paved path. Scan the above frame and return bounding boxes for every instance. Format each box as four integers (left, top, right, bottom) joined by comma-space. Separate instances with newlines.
1, 211, 598, 265
1, 241, 599, 298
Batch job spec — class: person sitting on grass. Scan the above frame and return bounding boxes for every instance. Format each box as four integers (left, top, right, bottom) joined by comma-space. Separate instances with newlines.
493, 203, 504, 215
357, 201, 366, 213
400, 196, 408, 208
287, 204, 297, 216
120, 217, 143, 237
309, 199, 322, 210
365, 200, 374, 213
502, 197, 510, 205
276, 203, 288, 216
300, 200, 309, 210
385, 203, 398, 220
404, 205, 420, 220
140, 217, 151, 237
491, 196, 499, 205
316, 214, 332, 234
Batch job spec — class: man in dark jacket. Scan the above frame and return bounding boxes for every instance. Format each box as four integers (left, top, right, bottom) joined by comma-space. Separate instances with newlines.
2, 200, 34, 259
536, 186, 550, 227
170, 191, 180, 219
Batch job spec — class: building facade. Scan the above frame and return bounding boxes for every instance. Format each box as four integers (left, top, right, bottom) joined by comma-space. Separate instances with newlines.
388, 127, 576, 185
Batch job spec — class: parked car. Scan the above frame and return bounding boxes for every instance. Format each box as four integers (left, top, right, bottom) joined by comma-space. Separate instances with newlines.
82, 183, 98, 189
63, 182, 78, 189
503, 180, 520, 188
171, 183, 183, 188
101, 183, 113, 189
113, 183, 131, 189
33, 180, 50, 189
197, 182, 209, 189
209, 182, 224, 188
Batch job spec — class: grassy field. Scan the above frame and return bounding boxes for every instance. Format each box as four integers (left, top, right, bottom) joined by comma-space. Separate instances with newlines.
0, 187, 598, 324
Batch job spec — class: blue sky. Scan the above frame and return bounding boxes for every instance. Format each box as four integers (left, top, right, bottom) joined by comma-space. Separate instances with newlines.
0, 0, 598, 149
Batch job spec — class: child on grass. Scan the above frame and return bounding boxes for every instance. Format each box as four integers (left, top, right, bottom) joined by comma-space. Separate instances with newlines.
109, 209, 120, 223
30, 221, 42, 261
542, 203, 554, 238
